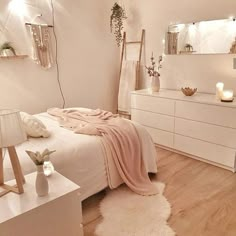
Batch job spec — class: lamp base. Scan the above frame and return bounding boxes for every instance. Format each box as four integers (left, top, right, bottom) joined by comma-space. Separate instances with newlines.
0, 146, 25, 197
0, 184, 23, 197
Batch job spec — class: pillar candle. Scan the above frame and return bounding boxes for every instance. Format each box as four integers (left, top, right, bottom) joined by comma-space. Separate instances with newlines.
216, 82, 224, 99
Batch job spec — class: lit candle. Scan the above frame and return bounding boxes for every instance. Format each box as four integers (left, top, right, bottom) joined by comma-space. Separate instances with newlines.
43, 161, 55, 176
216, 82, 224, 99
221, 90, 234, 102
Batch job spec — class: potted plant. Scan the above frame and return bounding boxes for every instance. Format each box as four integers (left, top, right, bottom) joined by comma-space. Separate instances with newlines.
184, 43, 193, 52
110, 2, 127, 47
0, 42, 16, 56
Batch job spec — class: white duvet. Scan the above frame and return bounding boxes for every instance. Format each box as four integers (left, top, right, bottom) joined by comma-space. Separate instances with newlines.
4, 111, 157, 201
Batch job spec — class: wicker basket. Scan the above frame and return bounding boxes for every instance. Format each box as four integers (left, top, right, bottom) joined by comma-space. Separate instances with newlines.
181, 87, 197, 96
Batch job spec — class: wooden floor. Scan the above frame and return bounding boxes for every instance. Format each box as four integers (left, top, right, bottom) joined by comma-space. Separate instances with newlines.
83, 147, 236, 236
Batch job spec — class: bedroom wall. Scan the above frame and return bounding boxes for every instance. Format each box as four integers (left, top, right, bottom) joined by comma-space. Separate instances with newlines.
0, 0, 120, 114
123, 0, 236, 94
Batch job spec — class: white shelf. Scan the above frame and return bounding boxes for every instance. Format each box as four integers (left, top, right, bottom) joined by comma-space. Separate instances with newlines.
0, 55, 28, 60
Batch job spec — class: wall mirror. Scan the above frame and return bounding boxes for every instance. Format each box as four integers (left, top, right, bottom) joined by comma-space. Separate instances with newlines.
166, 18, 236, 55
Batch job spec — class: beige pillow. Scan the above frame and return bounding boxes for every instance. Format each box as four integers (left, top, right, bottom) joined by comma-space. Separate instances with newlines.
20, 112, 50, 138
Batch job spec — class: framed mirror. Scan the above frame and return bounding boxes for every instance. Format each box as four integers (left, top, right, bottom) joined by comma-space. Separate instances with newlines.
166, 18, 236, 55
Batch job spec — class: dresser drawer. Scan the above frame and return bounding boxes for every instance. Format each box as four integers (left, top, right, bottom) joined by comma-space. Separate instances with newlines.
131, 109, 174, 132
175, 101, 236, 128
145, 126, 174, 148
174, 134, 236, 168
175, 118, 236, 149
131, 94, 175, 116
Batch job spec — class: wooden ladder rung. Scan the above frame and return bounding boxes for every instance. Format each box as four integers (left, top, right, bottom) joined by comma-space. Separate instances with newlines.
126, 41, 142, 44
118, 110, 130, 115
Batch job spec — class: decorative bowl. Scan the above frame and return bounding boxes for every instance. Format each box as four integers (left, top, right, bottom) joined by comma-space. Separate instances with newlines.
181, 87, 197, 96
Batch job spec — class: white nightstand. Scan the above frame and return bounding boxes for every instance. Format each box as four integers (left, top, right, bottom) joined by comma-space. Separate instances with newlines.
0, 171, 84, 236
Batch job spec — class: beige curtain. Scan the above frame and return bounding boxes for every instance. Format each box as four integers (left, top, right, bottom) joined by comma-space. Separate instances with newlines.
29, 25, 53, 69
167, 32, 179, 54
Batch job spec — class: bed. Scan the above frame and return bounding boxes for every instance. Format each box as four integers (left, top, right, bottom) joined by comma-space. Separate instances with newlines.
4, 109, 158, 201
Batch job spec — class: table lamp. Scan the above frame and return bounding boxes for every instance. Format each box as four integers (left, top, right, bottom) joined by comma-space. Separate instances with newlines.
0, 109, 27, 197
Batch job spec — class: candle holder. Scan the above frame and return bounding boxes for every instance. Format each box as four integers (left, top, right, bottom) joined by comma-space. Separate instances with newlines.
221, 98, 234, 102
221, 90, 234, 102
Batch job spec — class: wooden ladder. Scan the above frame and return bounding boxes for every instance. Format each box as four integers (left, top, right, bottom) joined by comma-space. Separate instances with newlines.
118, 29, 145, 118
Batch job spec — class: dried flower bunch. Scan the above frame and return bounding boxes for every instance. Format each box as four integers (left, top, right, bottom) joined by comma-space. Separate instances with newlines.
110, 2, 127, 47
146, 52, 163, 77
26, 149, 56, 165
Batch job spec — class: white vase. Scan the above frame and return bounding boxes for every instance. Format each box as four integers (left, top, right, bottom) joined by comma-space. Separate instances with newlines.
36, 165, 49, 197
151, 75, 160, 92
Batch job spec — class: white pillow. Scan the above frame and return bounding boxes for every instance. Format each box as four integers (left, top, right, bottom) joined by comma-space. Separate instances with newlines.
20, 112, 50, 138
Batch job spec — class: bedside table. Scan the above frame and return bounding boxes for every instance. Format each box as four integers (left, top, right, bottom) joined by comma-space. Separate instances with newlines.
0, 171, 84, 236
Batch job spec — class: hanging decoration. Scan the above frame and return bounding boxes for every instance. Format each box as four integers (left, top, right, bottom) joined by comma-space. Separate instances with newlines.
29, 24, 53, 69
167, 32, 179, 54
110, 2, 127, 47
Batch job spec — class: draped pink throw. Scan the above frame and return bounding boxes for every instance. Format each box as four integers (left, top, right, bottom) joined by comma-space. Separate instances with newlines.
48, 108, 159, 195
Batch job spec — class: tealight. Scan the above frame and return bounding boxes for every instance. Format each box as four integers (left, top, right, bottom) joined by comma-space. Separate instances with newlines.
43, 161, 55, 176
216, 82, 224, 99
221, 90, 234, 102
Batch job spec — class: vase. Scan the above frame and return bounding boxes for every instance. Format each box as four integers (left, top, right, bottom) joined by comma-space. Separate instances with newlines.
151, 75, 160, 92
36, 165, 49, 197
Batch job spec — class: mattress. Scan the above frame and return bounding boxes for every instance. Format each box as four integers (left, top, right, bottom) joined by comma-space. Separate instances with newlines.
4, 111, 157, 201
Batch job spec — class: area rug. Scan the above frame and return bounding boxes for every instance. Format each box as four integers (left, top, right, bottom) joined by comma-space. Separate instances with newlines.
95, 182, 175, 236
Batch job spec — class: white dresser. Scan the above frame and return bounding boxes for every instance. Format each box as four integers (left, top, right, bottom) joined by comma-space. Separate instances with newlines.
131, 89, 236, 172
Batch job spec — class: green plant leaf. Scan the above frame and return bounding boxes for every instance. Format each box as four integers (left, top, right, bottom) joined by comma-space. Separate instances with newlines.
110, 2, 127, 47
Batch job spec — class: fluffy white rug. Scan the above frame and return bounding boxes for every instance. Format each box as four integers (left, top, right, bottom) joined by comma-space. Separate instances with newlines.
95, 182, 175, 236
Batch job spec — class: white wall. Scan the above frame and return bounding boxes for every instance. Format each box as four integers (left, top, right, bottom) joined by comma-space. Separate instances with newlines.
0, 0, 119, 114
124, 0, 236, 94
2, 0, 235, 114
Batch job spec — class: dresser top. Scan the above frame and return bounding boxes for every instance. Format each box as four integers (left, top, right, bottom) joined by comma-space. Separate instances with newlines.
131, 89, 236, 108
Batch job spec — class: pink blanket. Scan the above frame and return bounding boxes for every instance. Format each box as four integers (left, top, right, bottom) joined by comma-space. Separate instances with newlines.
48, 108, 159, 195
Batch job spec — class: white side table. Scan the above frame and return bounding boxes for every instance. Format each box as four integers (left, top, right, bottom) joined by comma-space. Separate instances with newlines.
0, 171, 84, 236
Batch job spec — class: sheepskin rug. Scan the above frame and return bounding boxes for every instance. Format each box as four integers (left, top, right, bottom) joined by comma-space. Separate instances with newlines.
95, 182, 175, 236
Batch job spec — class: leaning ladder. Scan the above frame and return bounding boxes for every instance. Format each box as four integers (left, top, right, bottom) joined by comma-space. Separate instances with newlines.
118, 29, 145, 119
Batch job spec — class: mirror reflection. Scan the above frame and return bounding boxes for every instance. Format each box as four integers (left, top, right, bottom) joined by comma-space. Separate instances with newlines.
166, 18, 236, 55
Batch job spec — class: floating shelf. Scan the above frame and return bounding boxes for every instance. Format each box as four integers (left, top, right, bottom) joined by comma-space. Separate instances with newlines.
179, 51, 197, 54
0, 55, 28, 59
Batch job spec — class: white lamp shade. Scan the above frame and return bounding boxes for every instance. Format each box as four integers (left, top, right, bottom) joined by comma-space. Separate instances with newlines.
0, 109, 27, 148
